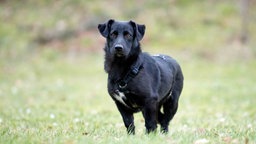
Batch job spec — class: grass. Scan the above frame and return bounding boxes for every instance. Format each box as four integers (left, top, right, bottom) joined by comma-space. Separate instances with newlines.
0, 51, 255, 144
0, 0, 255, 143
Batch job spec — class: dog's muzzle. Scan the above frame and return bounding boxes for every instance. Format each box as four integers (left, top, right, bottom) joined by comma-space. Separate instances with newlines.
114, 44, 124, 57
115, 44, 123, 51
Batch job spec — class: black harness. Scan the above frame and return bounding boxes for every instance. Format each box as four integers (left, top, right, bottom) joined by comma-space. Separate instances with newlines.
117, 55, 143, 93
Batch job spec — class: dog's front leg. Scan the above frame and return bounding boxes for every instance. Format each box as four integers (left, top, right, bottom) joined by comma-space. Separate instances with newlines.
115, 102, 135, 135
142, 97, 158, 134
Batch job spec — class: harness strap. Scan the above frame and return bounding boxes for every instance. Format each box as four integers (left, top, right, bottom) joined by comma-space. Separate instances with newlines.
118, 55, 143, 92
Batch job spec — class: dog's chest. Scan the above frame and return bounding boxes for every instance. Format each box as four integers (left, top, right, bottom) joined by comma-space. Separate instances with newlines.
112, 91, 129, 107
111, 90, 141, 110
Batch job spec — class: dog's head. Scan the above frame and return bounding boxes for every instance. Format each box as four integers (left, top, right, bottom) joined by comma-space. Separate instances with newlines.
98, 19, 145, 59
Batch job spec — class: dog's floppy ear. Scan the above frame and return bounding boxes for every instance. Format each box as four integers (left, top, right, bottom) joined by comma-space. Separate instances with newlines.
130, 20, 146, 41
98, 19, 115, 38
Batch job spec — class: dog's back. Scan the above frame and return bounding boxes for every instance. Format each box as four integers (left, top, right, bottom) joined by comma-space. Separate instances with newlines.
147, 54, 183, 102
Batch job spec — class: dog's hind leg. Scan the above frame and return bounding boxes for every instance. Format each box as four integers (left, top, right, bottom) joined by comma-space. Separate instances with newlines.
160, 72, 183, 133
115, 102, 135, 135
160, 97, 178, 133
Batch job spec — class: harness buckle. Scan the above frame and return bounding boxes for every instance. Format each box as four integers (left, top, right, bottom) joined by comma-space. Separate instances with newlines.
118, 81, 127, 89
130, 67, 139, 77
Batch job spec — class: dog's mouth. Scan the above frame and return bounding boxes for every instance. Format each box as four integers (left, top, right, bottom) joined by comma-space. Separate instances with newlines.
115, 52, 125, 57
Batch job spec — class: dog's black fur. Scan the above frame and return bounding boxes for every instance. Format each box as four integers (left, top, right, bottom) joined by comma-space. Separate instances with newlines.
98, 19, 184, 134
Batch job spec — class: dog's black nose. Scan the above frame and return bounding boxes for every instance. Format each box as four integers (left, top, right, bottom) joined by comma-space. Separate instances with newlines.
115, 44, 123, 51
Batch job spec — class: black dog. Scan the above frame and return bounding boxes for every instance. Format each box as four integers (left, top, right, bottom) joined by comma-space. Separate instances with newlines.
98, 19, 183, 134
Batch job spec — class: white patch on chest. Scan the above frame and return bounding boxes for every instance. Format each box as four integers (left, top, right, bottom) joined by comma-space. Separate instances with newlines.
113, 91, 129, 108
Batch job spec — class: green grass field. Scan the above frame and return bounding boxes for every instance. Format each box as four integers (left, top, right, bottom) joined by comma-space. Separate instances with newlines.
0, 52, 255, 144
1, 0, 256, 143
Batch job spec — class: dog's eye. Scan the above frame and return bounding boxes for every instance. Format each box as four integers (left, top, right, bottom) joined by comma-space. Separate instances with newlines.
124, 33, 132, 39
110, 32, 117, 39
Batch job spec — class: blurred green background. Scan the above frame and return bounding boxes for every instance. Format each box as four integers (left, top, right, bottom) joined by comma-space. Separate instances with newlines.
0, 0, 255, 143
